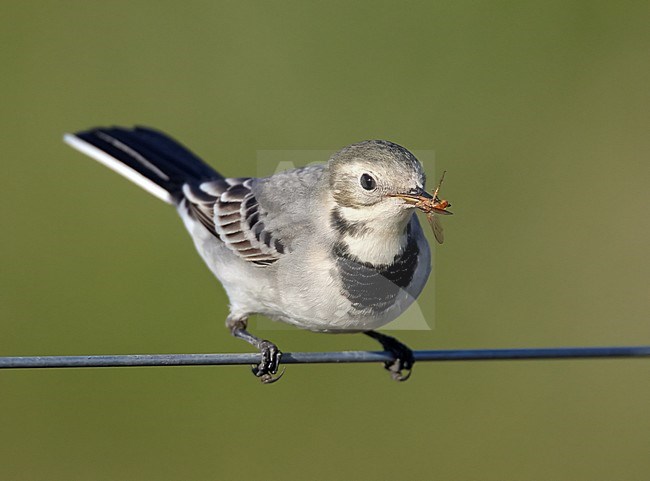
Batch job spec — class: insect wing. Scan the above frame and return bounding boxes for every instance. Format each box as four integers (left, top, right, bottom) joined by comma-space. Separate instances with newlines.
427, 212, 444, 244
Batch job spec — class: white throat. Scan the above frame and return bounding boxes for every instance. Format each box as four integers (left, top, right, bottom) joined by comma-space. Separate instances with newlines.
336, 204, 413, 265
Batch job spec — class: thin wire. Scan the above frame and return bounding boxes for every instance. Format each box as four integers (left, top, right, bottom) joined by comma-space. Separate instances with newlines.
1, 346, 649, 369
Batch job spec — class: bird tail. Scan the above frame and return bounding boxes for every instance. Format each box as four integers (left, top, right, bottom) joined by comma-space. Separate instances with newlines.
64, 126, 222, 204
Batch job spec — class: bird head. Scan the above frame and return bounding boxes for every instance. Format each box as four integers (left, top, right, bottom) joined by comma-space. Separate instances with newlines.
327, 140, 433, 264
328, 140, 430, 225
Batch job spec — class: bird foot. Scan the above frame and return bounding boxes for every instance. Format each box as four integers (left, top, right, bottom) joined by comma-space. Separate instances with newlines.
383, 341, 414, 382
365, 331, 414, 382
251, 340, 284, 384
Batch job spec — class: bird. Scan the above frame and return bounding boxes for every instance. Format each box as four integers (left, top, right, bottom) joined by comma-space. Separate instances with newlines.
64, 126, 451, 383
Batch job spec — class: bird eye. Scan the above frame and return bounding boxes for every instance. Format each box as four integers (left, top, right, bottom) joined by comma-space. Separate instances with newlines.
359, 173, 376, 191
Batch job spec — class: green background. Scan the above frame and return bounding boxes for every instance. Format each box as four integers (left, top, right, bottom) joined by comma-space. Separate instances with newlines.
1, 1, 649, 480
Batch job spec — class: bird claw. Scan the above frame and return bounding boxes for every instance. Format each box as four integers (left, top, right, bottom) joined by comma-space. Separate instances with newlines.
386, 360, 413, 382
255, 367, 286, 384
379, 335, 415, 382
251, 340, 283, 384
365, 331, 416, 381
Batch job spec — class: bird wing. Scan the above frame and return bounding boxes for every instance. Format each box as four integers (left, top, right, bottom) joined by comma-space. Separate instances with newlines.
182, 177, 285, 266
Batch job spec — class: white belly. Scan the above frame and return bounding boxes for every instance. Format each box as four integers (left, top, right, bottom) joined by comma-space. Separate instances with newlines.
179, 207, 432, 332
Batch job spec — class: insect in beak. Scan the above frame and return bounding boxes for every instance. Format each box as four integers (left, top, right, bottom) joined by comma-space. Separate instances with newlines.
388, 171, 453, 244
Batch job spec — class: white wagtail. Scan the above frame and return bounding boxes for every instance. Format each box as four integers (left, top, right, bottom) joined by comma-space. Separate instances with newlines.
64, 127, 452, 383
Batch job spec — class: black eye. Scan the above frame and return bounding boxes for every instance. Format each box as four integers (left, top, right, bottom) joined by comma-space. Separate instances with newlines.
360, 173, 376, 191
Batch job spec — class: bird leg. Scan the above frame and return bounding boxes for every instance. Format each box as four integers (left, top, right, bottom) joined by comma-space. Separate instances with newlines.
227, 316, 284, 384
364, 331, 414, 381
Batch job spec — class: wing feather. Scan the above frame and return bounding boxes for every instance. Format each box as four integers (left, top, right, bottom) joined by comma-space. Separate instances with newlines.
183, 178, 285, 266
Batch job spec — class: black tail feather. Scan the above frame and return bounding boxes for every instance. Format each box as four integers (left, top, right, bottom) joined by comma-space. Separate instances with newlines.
70, 126, 221, 203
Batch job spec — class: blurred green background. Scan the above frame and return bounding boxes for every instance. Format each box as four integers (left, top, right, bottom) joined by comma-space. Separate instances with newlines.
1, 1, 649, 479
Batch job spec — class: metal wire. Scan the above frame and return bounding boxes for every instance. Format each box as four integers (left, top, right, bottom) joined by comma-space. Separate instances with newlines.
1, 346, 649, 369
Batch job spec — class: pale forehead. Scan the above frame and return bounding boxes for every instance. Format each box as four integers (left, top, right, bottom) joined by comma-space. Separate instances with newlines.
331, 140, 424, 177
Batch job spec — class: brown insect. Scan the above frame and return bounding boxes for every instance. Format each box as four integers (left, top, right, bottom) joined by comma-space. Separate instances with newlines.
390, 171, 453, 244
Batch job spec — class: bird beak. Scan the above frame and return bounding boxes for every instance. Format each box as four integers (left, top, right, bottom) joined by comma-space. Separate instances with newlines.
388, 187, 453, 215
389, 187, 432, 204
410, 187, 434, 200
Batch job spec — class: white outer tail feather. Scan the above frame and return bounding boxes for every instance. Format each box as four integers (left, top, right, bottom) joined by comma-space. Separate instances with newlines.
63, 133, 174, 204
